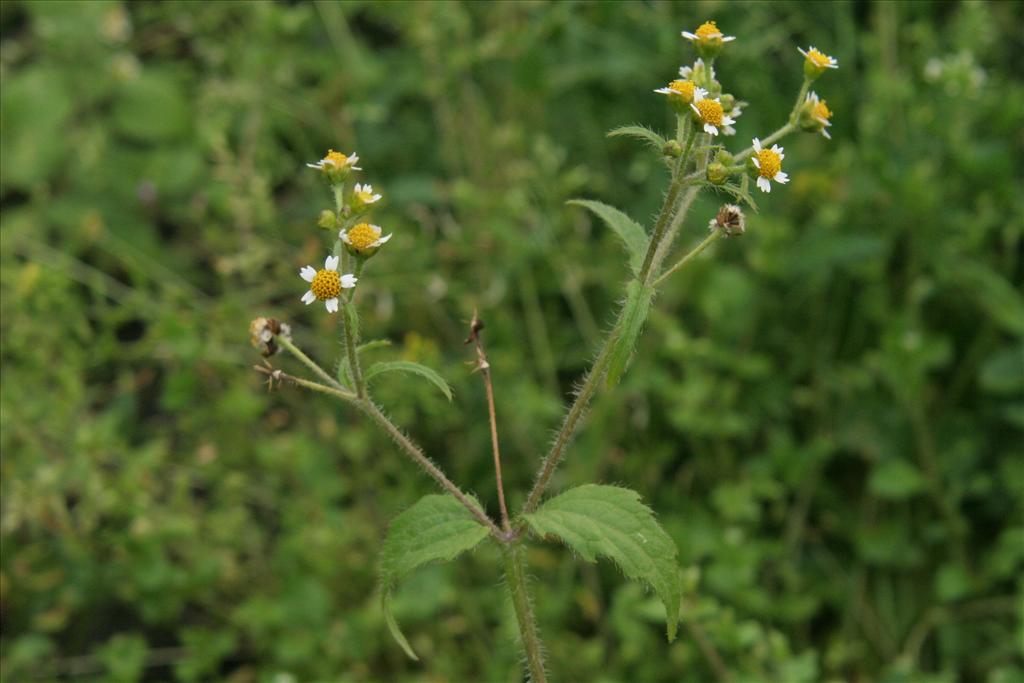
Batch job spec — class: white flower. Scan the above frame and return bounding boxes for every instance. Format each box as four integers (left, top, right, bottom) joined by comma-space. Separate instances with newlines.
352, 183, 382, 206
340, 222, 392, 255
805, 92, 833, 139
690, 88, 736, 136
299, 255, 357, 313
306, 150, 362, 172
750, 138, 788, 193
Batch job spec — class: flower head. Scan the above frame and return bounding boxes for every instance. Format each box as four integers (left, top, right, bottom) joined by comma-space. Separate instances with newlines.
799, 92, 833, 139
250, 317, 292, 356
690, 88, 736, 136
307, 149, 361, 181
299, 255, 357, 313
340, 222, 392, 257
655, 79, 698, 112
798, 46, 838, 79
682, 21, 735, 59
750, 138, 789, 193
352, 183, 382, 210
710, 204, 746, 237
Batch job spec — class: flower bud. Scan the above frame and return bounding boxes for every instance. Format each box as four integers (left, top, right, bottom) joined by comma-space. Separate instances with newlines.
715, 150, 734, 167
706, 162, 729, 185
317, 210, 337, 230
663, 140, 683, 158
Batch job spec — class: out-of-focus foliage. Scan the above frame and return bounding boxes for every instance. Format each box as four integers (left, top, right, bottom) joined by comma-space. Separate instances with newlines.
1, 1, 1022, 681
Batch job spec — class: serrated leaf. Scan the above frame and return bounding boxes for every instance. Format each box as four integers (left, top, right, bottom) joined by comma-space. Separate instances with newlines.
380, 494, 491, 659
364, 360, 453, 401
607, 124, 666, 150
567, 199, 648, 275
606, 280, 655, 387
523, 484, 681, 641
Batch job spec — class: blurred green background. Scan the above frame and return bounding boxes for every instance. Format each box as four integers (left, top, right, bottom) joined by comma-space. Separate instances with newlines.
2, 1, 1022, 681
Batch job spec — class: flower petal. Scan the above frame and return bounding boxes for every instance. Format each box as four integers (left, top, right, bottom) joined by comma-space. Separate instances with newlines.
704, 123, 718, 136
300, 266, 317, 282
325, 255, 339, 271
325, 298, 339, 313
682, 31, 697, 40
773, 171, 789, 184
340, 274, 358, 288
301, 290, 316, 305
752, 137, 762, 152
756, 177, 772, 193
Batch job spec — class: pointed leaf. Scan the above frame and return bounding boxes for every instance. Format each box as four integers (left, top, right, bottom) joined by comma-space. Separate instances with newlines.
523, 484, 681, 641
358, 339, 393, 355
365, 360, 453, 401
606, 280, 655, 387
607, 124, 666, 150
567, 199, 648, 275
380, 494, 491, 659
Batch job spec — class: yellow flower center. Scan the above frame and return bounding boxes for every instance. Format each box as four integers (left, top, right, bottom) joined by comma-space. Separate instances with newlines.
324, 149, 350, 167
347, 223, 379, 252
356, 190, 374, 204
813, 99, 832, 121
695, 21, 721, 40
756, 149, 782, 179
695, 98, 723, 126
805, 48, 832, 68
310, 269, 341, 300
669, 80, 696, 100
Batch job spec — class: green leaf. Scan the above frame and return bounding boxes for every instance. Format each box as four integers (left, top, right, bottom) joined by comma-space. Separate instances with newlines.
868, 459, 926, 500
380, 494, 491, 659
606, 280, 655, 387
523, 484, 681, 641
364, 360, 453, 401
607, 124, 666, 150
567, 199, 648, 275
357, 339, 393, 355
112, 71, 191, 142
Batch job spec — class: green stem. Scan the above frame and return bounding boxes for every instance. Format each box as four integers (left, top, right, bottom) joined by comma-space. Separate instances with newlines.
652, 229, 724, 288
502, 544, 548, 683
788, 77, 812, 125
278, 336, 346, 390
360, 400, 505, 538
341, 300, 365, 397
733, 122, 796, 161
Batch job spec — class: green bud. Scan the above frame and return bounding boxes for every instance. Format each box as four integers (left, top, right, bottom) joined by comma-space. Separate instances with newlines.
715, 150, 735, 167
663, 140, 683, 158
317, 210, 337, 230
706, 162, 729, 185
719, 93, 735, 111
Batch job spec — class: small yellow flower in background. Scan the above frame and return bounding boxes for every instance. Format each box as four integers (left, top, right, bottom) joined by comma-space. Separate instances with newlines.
750, 138, 789, 193
800, 92, 833, 139
341, 222, 392, 256
299, 255, 357, 313
798, 46, 838, 79
307, 149, 362, 180
690, 88, 736, 136
682, 21, 735, 59
351, 183, 382, 210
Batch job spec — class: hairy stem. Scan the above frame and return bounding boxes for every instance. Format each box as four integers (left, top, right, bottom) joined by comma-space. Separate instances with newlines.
472, 329, 512, 532
360, 400, 504, 538
653, 229, 723, 287
254, 364, 356, 402
340, 301, 366, 397
278, 336, 347, 390
502, 544, 548, 683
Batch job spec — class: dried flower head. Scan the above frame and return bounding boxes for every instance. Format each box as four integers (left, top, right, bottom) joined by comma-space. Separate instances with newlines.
250, 317, 293, 356
710, 204, 746, 237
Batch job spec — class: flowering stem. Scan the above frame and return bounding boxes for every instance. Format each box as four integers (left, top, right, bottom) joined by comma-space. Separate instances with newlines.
732, 122, 796, 161
277, 336, 347, 390
502, 543, 548, 683
788, 77, 812, 125
360, 399, 505, 539
652, 228, 724, 288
